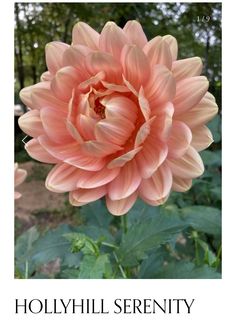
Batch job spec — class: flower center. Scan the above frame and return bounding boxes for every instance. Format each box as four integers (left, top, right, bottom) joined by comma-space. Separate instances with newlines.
94, 98, 105, 119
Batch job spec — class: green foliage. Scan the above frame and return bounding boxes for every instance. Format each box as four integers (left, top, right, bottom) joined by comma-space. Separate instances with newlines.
78, 255, 112, 279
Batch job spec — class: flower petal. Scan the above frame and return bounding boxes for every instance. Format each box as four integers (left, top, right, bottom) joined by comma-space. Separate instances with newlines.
46, 163, 81, 192
143, 37, 172, 69
123, 20, 148, 48
80, 140, 122, 158
85, 51, 122, 84
140, 194, 169, 206
173, 76, 209, 115
167, 146, 204, 179
162, 35, 178, 61
40, 71, 53, 82
19, 86, 34, 109
139, 162, 172, 201
102, 95, 138, 122
78, 114, 96, 140
72, 22, 99, 50
70, 186, 106, 206
144, 64, 176, 107
51, 66, 84, 102
108, 160, 141, 200
31, 82, 68, 112
191, 125, 213, 151
134, 116, 156, 148
136, 135, 168, 178
138, 87, 151, 121
172, 176, 192, 192
45, 41, 69, 74
172, 57, 203, 81
15, 166, 27, 187
106, 191, 138, 215
62, 44, 91, 68
76, 166, 120, 189
174, 92, 218, 128
167, 121, 192, 159
99, 21, 128, 60
107, 147, 142, 169
18, 110, 44, 138
40, 107, 74, 143
95, 117, 135, 146
121, 45, 150, 90
25, 139, 58, 163
38, 135, 106, 171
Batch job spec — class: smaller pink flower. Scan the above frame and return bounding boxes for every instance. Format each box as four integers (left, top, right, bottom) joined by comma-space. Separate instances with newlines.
14, 163, 27, 199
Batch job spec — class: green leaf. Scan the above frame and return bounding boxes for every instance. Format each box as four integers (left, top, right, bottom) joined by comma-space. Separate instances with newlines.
78, 254, 111, 279
15, 226, 40, 276
180, 206, 221, 236
153, 261, 221, 279
80, 200, 113, 228
201, 150, 221, 167
31, 224, 74, 266
197, 239, 217, 266
117, 215, 185, 267
207, 115, 221, 143
64, 232, 100, 256
138, 249, 166, 278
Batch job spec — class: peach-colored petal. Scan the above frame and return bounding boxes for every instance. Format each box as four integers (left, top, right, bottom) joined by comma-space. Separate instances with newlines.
76, 166, 120, 189
72, 22, 99, 50
40, 71, 53, 82
167, 146, 204, 179
70, 186, 107, 206
25, 139, 58, 163
172, 57, 203, 81
101, 81, 130, 93
62, 44, 91, 68
78, 71, 105, 92
46, 163, 81, 192
174, 92, 218, 128
121, 45, 150, 90
31, 82, 68, 112
108, 160, 141, 200
173, 76, 209, 115
51, 66, 84, 102
15, 191, 22, 199
191, 125, 213, 151
40, 107, 74, 144
99, 21, 129, 60
107, 147, 142, 169
85, 51, 122, 84
106, 191, 138, 216
162, 35, 178, 61
80, 140, 122, 157
123, 20, 147, 48
15, 166, 27, 187
45, 41, 69, 74
138, 87, 151, 121
19, 86, 34, 109
144, 64, 176, 107
152, 102, 174, 141
139, 162, 172, 201
18, 110, 44, 138
140, 194, 169, 206
143, 37, 172, 69
136, 136, 168, 178
134, 116, 156, 148
172, 176, 192, 192
95, 117, 135, 146
167, 121, 192, 159
77, 114, 96, 140
102, 95, 138, 122
38, 135, 106, 171
122, 74, 138, 96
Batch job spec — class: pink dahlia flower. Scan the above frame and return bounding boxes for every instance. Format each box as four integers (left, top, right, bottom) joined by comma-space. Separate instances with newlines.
19, 20, 218, 215
14, 163, 27, 199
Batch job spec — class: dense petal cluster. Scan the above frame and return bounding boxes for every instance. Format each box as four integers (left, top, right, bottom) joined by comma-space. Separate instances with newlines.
19, 20, 218, 215
14, 163, 27, 199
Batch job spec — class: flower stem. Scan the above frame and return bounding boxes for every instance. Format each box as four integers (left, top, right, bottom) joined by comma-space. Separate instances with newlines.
113, 251, 127, 279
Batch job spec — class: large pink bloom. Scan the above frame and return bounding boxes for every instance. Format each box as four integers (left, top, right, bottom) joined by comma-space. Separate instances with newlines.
14, 163, 27, 199
19, 20, 218, 215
